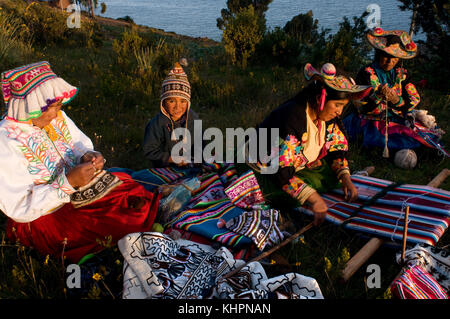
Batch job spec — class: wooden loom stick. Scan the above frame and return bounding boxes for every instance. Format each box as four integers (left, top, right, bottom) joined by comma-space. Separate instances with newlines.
387, 168, 450, 288
400, 205, 410, 264
342, 237, 384, 281
342, 168, 450, 282
427, 168, 449, 188
221, 222, 314, 280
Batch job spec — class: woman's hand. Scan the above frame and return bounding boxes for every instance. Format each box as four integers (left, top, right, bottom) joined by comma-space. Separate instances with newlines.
66, 162, 96, 189
81, 151, 105, 171
380, 84, 400, 104
341, 174, 358, 202
306, 191, 328, 227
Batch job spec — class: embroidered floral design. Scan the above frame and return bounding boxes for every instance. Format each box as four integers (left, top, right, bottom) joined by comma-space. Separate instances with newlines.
325, 124, 348, 152
282, 176, 308, 199
331, 158, 349, 175
279, 135, 307, 169
405, 83, 420, 111
5, 116, 77, 195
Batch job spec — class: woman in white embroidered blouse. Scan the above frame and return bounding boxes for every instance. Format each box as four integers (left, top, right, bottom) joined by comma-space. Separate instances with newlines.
0, 61, 160, 262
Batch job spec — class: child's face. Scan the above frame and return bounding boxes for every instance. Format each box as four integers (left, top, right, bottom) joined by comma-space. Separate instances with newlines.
163, 97, 188, 121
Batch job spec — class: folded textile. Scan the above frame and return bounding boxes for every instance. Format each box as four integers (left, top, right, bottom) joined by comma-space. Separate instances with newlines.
224, 170, 266, 210
220, 209, 284, 251
168, 198, 252, 248
391, 264, 448, 299
118, 232, 323, 299
299, 175, 450, 246
396, 244, 450, 293
185, 172, 228, 208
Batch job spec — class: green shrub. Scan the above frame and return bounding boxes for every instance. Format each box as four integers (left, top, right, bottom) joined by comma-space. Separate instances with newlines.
0, 10, 34, 67
1, 0, 103, 49
222, 5, 265, 68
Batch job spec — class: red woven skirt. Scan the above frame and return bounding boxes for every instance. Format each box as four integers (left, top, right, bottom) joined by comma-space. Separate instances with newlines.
6, 171, 161, 263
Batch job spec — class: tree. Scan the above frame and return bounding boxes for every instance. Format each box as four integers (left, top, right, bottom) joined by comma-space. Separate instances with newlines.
283, 10, 321, 45
397, 0, 449, 38
397, 0, 450, 90
74, 0, 106, 17
322, 12, 370, 72
222, 5, 265, 68
217, 0, 272, 30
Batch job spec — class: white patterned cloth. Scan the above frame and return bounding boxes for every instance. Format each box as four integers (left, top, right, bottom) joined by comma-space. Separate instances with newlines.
118, 232, 323, 299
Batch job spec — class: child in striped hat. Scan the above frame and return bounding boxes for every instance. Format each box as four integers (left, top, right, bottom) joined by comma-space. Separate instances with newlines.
143, 60, 201, 167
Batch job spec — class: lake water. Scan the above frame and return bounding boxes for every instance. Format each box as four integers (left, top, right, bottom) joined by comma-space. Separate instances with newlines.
99, 0, 419, 41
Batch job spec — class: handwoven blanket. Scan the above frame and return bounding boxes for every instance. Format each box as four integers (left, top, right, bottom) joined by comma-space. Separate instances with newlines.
224, 170, 266, 210
396, 244, 450, 293
391, 264, 448, 299
118, 232, 323, 299
166, 172, 252, 248
298, 175, 450, 246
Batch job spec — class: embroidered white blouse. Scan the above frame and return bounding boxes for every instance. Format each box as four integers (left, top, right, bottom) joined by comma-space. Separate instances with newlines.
0, 111, 94, 223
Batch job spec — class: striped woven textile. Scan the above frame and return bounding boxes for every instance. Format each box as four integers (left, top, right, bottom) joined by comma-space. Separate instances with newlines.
391, 265, 448, 299
167, 172, 252, 248
128, 166, 201, 191
224, 170, 266, 209
221, 209, 284, 251
298, 175, 450, 246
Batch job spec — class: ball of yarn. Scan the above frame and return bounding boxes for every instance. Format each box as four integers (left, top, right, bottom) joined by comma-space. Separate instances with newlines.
321, 63, 336, 79
394, 149, 417, 169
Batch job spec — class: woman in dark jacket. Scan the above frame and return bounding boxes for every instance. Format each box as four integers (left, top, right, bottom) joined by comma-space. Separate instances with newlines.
248, 63, 371, 226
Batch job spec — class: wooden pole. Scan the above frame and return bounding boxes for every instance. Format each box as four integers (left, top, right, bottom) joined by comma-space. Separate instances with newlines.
400, 205, 410, 264
342, 238, 384, 282
427, 169, 449, 188
221, 222, 314, 280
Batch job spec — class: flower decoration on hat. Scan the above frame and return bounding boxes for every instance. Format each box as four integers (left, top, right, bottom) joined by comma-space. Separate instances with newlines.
373, 27, 384, 35
366, 28, 418, 59
304, 63, 371, 96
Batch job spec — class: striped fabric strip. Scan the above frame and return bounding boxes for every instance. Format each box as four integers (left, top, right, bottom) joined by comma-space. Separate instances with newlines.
147, 167, 188, 184
298, 175, 450, 246
170, 198, 251, 248
391, 265, 448, 299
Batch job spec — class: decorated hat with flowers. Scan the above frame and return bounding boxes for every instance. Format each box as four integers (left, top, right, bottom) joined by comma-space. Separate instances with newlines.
304, 62, 371, 95
1, 61, 78, 122
366, 28, 418, 59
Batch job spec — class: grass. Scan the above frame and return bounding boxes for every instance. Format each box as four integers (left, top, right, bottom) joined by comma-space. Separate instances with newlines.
0, 0, 448, 300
